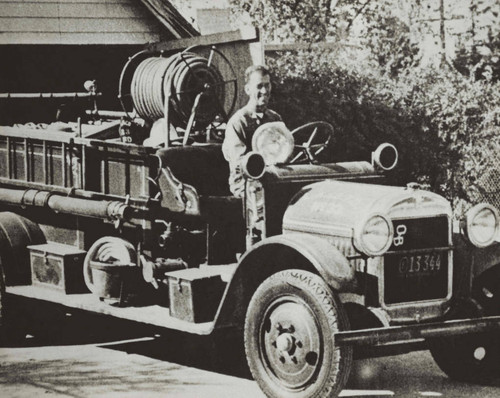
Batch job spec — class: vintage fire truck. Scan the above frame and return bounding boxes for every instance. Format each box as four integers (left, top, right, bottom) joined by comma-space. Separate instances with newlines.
0, 46, 499, 398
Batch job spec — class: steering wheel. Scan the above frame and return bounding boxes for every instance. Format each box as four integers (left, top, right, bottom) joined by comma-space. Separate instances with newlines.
289, 121, 334, 164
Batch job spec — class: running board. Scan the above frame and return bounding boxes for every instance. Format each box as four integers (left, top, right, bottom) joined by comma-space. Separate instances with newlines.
6, 285, 214, 335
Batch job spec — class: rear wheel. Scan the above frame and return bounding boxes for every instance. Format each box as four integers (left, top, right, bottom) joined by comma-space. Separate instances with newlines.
0, 260, 6, 339
244, 269, 352, 398
0, 260, 28, 345
429, 267, 500, 383
429, 328, 500, 383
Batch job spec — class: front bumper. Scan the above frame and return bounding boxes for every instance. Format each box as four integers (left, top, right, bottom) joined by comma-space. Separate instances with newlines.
335, 315, 500, 347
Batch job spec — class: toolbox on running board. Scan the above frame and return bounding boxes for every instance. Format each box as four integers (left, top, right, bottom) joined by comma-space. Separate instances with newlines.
28, 242, 87, 293
167, 268, 226, 323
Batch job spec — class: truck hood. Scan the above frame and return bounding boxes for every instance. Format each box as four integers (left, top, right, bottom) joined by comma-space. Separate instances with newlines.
283, 180, 451, 237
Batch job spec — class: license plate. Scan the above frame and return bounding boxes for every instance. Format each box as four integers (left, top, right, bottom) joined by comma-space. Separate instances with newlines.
384, 251, 449, 304
397, 252, 443, 276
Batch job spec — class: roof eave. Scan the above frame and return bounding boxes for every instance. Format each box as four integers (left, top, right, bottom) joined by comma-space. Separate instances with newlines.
138, 0, 200, 39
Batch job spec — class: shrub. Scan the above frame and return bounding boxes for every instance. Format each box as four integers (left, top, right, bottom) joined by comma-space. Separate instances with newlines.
267, 50, 500, 213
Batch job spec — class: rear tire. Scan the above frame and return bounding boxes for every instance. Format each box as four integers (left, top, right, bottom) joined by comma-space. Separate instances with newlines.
244, 269, 352, 398
429, 268, 500, 384
0, 260, 28, 345
429, 330, 500, 383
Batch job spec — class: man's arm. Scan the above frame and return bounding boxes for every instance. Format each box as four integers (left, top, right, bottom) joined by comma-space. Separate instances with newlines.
222, 114, 249, 197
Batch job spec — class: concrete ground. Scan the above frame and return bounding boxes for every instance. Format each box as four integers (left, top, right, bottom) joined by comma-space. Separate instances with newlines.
1, 307, 499, 398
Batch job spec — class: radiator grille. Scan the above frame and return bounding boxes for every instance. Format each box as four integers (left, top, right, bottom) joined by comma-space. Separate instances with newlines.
384, 216, 450, 305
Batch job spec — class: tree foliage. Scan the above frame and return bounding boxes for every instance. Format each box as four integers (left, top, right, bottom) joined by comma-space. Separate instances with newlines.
450, 0, 500, 81
228, 0, 500, 212
234, 0, 335, 42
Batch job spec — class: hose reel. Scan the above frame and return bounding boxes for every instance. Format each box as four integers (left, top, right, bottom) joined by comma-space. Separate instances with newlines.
119, 46, 237, 145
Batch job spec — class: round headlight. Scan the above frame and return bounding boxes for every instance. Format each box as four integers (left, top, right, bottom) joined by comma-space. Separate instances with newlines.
463, 204, 499, 248
372, 143, 398, 171
252, 121, 294, 165
354, 214, 393, 257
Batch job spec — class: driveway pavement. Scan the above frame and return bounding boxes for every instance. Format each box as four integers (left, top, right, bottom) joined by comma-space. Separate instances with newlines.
0, 308, 499, 397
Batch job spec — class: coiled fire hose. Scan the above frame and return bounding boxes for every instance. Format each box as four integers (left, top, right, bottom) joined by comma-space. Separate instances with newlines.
130, 52, 225, 129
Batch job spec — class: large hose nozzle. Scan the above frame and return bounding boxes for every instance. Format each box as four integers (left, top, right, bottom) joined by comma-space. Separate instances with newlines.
241, 152, 266, 180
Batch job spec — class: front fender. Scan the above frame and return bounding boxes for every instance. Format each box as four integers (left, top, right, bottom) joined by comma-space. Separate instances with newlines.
253, 234, 356, 290
453, 233, 500, 297
213, 233, 355, 329
470, 241, 500, 277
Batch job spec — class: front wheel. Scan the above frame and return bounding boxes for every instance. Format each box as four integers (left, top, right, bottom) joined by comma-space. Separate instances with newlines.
244, 270, 352, 398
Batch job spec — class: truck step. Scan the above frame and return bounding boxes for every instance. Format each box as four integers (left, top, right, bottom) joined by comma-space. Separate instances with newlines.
6, 285, 214, 335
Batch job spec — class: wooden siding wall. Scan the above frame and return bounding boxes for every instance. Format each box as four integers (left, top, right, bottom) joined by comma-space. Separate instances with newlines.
0, 0, 174, 44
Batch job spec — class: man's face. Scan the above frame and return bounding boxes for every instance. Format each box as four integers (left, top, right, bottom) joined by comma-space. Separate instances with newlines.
245, 71, 271, 110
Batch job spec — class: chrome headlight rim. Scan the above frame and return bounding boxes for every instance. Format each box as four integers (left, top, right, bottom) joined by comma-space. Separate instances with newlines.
353, 213, 394, 257
372, 143, 398, 171
251, 121, 294, 166
463, 203, 499, 248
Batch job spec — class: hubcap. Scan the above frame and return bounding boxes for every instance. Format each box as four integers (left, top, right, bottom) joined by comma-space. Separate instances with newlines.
259, 297, 322, 390
474, 346, 486, 361
276, 333, 295, 353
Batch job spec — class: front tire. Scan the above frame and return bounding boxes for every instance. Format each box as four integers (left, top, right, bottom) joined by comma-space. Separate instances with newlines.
244, 269, 352, 398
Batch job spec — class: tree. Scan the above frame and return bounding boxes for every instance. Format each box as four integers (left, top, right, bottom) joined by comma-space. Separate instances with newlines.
452, 0, 500, 80
228, 0, 500, 209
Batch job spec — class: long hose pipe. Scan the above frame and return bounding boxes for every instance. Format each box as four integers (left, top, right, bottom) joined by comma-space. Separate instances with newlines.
129, 52, 225, 129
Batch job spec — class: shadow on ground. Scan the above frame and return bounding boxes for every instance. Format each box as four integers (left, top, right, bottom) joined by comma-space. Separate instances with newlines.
2, 296, 251, 379
2, 297, 499, 398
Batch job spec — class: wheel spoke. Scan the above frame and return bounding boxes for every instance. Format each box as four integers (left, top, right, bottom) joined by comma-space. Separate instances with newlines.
291, 151, 305, 163
210, 78, 237, 87
207, 46, 215, 68
289, 122, 334, 164
308, 143, 327, 149
305, 148, 315, 163
314, 146, 326, 156
306, 127, 318, 147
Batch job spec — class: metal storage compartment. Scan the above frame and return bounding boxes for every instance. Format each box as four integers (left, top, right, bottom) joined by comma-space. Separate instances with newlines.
167, 268, 226, 323
28, 242, 87, 294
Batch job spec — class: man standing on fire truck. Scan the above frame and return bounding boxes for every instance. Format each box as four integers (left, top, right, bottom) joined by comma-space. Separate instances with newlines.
222, 65, 282, 197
